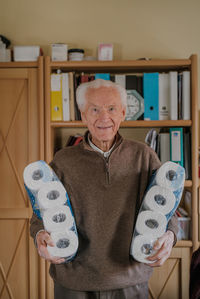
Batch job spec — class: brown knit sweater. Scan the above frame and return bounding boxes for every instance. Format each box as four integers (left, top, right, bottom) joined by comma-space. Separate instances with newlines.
30, 131, 178, 291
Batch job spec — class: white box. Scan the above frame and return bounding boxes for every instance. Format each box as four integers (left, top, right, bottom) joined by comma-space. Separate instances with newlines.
98, 43, 113, 61
51, 44, 68, 61
13, 46, 40, 61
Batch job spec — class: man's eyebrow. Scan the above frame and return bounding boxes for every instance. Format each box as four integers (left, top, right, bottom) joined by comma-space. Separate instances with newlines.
88, 103, 99, 107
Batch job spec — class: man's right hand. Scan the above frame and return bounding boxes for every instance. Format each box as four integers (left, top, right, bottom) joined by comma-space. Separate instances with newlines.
36, 231, 65, 264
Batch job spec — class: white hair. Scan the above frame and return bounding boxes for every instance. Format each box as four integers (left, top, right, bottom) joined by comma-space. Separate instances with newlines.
76, 79, 127, 112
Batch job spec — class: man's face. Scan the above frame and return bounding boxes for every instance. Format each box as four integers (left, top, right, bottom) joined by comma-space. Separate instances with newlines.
81, 86, 126, 149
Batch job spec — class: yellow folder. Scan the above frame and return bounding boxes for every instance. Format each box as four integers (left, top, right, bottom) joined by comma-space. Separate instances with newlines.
51, 74, 63, 121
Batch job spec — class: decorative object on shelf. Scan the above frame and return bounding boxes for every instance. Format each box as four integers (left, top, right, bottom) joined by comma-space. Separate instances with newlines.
125, 90, 144, 120
51, 43, 68, 61
0, 37, 6, 62
68, 48, 84, 61
13, 45, 40, 62
98, 43, 113, 61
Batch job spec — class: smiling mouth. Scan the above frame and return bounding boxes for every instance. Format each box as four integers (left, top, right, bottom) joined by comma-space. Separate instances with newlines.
97, 126, 112, 130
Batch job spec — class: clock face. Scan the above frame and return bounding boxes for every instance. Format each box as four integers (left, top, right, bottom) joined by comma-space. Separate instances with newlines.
125, 90, 144, 120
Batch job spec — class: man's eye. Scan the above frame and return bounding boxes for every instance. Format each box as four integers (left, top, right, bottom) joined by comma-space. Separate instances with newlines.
109, 107, 115, 112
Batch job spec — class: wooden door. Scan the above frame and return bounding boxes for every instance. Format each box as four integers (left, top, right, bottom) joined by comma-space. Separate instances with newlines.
0, 67, 43, 299
149, 247, 190, 299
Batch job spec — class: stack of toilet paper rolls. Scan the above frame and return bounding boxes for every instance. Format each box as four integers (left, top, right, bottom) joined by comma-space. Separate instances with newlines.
130, 161, 185, 263
23, 160, 78, 262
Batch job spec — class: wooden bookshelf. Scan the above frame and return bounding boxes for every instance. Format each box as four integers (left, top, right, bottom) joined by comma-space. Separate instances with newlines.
44, 55, 199, 299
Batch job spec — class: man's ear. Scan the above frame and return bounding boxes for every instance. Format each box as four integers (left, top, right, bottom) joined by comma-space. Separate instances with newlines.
121, 107, 126, 121
81, 111, 87, 124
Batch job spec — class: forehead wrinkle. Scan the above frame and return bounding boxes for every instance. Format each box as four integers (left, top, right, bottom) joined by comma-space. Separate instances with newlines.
86, 86, 120, 103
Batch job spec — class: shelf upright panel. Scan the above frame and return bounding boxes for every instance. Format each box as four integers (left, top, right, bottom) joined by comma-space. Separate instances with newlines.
190, 54, 199, 251
45, 56, 54, 162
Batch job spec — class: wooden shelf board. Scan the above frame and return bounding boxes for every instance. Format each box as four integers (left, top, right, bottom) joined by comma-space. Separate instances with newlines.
185, 180, 192, 187
50, 120, 192, 128
0, 61, 39, 68
48, 58, 191, 73
175, 240, 193, 247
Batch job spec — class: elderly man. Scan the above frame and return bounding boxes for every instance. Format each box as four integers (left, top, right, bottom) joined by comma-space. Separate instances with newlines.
30, 79, 178, 299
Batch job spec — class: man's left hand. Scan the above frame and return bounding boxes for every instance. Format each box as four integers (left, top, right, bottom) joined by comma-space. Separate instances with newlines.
146, 230, 174, 267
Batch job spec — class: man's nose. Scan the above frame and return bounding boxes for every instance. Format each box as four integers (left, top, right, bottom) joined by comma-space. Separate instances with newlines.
99, 109, 109, 120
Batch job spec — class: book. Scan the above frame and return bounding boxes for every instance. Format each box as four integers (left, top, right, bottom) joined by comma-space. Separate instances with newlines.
51, 73, 63, 121
159, 73, 170, 120
62, 73, 70, 121
65, 135, 83, 146
169, 71, 178, 120
74, 75, 82, 120
178, 73, 183, 119
95, 73, 110, 80
182, 71, 190, 120
183, 130, 191, 179
159, 132, 170, 163
170, 127, 184, 167
143, 73, 159, 120
69, 72, 75, 121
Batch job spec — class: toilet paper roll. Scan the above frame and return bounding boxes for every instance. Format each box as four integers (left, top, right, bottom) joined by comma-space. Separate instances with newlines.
23, 160, 55, 193
144, 185, 176, 216
130, 234, 157, 264
47, 231, 79, 260
135, 210, 167, 238
37, 181, 67, 211
43, 206, 74, 233
155, 161, 185, 191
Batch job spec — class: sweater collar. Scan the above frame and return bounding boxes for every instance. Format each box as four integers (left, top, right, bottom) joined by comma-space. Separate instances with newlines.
82, 130, 123, 154
88, 135, 116, 158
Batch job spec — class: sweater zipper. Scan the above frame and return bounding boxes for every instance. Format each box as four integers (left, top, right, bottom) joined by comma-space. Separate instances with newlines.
105, 157, 110, 184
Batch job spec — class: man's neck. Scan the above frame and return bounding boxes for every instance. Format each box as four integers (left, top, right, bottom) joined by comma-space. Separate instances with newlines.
91, 137, 115, 152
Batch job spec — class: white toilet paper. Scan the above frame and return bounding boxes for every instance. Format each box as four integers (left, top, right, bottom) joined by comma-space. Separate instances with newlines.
143, 185, 176, 216
43, 206, 74, 233
47, 231, 79, 259
135, 210, 167, 238
24, 160, 79, 262
23, 160, 55, 193
37, 181, 67, 211
130, 161, 185, 263
130, 234, 157, 264
155, 161, 185, 191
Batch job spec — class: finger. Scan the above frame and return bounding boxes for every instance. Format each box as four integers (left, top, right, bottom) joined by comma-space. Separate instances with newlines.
38, 246, 52, 260
36, 231, 53, 247
147, 256, 166, 267
44, 233, 55, 247
50, 257, 65, 264
153, 236, 165, 251
149, 242, 172, 261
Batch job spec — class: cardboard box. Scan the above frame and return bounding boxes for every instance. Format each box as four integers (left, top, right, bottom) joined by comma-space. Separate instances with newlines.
13, 46, 40, 61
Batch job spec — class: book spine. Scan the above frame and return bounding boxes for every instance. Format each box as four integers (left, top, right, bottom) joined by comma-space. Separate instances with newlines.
178, 73, 183, 119
69, 72, 75, 121
159, 132, 170, 163
159, 73, 170, 120
169, 127, 184, 167
143, 73, 159, 120
51, 74, 63, 121
62, 73, 70, 121
169, 71, 178, 120
182, 71, 190, 120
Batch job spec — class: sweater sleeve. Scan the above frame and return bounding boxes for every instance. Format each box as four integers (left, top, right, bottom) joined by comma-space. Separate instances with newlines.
30, 212, 44, 240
